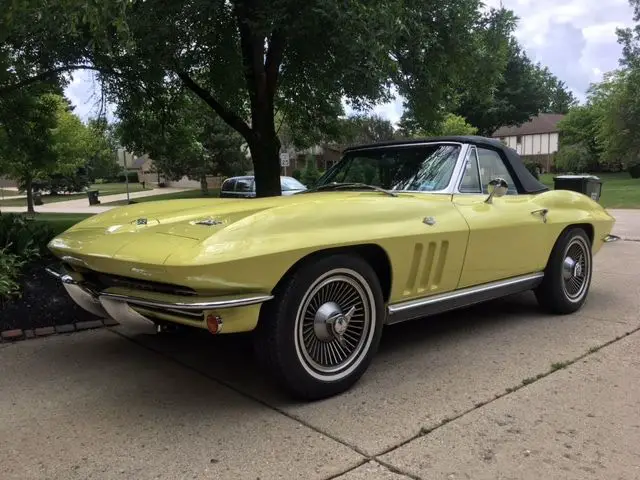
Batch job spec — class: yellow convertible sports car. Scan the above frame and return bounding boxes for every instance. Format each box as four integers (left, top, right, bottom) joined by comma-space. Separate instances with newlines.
47, 136, 616, 400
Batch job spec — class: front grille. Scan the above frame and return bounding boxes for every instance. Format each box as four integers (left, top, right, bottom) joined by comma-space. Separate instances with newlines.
66, 264, 197, 297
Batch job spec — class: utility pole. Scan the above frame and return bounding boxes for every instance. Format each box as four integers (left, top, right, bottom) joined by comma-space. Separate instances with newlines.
125, 153, 131, 203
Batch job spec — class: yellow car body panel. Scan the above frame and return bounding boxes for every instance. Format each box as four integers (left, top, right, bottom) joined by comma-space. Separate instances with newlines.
452, 189, 615, 287
48, 184, 615, 334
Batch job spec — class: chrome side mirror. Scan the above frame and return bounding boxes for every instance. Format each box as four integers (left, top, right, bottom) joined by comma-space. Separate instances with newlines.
485, 178, 508, 204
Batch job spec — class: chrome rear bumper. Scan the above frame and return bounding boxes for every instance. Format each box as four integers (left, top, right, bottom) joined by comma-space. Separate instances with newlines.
46, 264, 273, 330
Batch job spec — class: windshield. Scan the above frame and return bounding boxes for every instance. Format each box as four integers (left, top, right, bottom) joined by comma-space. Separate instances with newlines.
317, 143, 461, 191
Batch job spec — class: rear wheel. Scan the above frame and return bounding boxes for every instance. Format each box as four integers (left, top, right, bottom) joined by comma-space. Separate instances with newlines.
253, 253, 384, 400
535, 227, 592, 314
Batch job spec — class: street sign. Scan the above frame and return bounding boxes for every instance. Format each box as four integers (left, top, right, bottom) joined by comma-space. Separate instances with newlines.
279, 152, 290, 167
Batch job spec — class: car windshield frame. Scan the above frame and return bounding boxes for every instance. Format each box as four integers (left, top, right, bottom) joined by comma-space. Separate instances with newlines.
315, 141, 467, 194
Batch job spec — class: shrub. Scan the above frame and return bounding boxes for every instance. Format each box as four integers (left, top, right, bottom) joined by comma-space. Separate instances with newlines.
27, 172, 91, 195
113, 171, 140, 183
300, 156, 323, 187
629, 163, 640, 179
554, 143, 593, 173
0, 247, 26, 304
0, 214, 55, 258
291, 169, 302, 181
524, 162, 541, 179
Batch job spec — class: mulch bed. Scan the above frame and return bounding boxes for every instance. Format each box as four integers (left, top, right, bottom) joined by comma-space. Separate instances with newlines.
1, 256, 115, 341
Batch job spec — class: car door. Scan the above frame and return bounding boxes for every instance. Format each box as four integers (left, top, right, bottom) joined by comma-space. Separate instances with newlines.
452, 146, 554, 288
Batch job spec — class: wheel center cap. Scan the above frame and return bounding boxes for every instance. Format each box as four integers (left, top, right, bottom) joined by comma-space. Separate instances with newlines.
573, 263, 582, 277
333, 315, 347, 335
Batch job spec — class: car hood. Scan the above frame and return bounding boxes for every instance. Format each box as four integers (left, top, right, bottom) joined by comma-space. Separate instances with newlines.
48, 191, 450, 266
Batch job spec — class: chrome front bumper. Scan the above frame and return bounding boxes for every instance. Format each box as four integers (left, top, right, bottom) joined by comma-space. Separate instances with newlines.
46, 264, 273, 332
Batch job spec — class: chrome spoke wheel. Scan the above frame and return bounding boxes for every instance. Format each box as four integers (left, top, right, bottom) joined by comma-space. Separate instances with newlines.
561, 236, 591, 301
294, 269, 376, 381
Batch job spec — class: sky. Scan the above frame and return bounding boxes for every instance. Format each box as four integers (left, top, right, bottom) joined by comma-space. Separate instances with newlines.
65, 0, 635, 126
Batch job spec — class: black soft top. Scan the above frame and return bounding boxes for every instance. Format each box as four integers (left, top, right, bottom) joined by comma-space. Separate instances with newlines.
343, 135, 549, 195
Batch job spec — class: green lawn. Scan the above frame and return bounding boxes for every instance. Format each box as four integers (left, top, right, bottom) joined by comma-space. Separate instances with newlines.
100, 188, 218, 206
0, 183, 153, 207
539, 172, 640, 209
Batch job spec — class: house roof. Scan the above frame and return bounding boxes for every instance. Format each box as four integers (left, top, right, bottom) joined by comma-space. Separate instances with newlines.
492, 113, 565, 137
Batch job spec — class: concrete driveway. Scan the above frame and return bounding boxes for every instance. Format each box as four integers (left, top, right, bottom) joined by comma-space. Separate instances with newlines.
1, 211, 640, 479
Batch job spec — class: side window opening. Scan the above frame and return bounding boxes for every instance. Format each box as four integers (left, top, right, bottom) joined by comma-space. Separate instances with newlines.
459, 147, 482, 193
222, 179, 236, 191
476, 148, 518, 195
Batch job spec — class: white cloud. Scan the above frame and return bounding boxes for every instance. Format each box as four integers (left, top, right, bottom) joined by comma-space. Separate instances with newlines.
63, 69, 115, 122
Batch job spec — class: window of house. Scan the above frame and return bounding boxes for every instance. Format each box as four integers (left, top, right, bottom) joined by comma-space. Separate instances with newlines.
516, 135, 522, 144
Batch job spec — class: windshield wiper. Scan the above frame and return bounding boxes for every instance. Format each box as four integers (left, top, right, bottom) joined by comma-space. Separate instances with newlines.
302, 182, 398, 197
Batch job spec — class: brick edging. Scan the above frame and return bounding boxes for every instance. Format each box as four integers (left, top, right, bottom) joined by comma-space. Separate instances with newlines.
1, 317, 120, 343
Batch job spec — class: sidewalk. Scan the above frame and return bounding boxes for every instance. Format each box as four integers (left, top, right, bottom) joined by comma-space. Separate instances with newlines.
0, 187, 193, 214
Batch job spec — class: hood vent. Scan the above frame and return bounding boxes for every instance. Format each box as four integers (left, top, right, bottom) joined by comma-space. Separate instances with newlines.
191, 218, 223, 226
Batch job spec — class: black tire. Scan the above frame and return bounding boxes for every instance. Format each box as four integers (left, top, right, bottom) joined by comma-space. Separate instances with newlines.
253, 253, 385, 400
535, 227, 593, 314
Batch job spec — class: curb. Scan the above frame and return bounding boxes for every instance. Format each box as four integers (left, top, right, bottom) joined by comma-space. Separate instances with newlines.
0, 317, 120, 344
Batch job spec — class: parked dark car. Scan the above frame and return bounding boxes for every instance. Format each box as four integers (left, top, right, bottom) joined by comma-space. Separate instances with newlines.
220, 175, 307, 198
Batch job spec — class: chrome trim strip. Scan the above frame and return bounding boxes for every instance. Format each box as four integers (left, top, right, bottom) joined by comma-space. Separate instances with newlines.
386, 272, 544, 325
47, 263, 273, 327
603, 234, 621, 243
346, 141, 465, 152
98, 292, 274, 310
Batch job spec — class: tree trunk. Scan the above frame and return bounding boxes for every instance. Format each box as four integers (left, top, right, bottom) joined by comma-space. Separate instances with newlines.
25, 176, 35, 214
200, 174, 209, 196
249, 136, 282, 197
248, 96, 282, 197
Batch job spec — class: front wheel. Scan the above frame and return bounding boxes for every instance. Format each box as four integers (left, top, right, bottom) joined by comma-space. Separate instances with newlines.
535, 227, 593, 314
253, 253, 385, 400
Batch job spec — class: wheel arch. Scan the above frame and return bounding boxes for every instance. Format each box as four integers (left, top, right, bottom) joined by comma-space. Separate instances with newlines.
565, 222, 594, 245
270, 244, 393, 303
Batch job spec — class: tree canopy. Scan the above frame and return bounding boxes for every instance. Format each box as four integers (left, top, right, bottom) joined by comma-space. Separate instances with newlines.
555, 0, 640, 175
2, 0, 583, 193
0, 89, 96, 211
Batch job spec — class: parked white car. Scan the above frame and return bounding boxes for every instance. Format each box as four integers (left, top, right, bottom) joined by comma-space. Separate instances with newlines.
220, 176, 307, 198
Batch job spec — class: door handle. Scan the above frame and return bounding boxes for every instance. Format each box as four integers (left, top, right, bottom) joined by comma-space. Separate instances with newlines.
531, 208, 549, 223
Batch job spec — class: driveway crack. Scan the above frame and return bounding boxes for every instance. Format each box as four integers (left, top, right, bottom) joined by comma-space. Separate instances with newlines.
107, 325, 640, 480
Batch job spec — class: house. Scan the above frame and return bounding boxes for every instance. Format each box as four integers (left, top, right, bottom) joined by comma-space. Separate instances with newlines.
492, 113, 565, 171
0, 176, 18, 190
280, 144, 344, 176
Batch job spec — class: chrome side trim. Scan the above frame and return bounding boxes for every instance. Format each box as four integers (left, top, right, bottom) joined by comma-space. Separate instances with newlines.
386, 272, 544, 325
603, 234, 621, 243
98, 292, 274, 310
